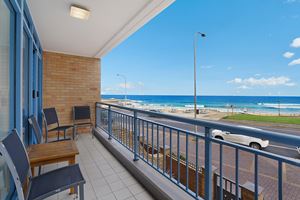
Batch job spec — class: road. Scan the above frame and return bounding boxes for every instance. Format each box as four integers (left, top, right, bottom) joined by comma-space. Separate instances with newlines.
108, 113, 300, 199
139, 116, 300, 199
143, 116, 300, 159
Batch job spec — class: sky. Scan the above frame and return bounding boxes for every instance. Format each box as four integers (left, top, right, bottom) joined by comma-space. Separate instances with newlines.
101, 0, 300, 96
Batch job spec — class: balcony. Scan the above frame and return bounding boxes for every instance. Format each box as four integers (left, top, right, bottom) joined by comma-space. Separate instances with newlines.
2, 0, 300, 200
93, 102, 300, 200
41, 134, 153, 200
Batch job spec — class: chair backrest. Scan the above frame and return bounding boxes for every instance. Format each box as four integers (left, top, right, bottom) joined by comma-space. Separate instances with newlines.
73, 106, 91, 122
43, 107, 59, 126
0, 130, 30, 200
28, 115, 43, 144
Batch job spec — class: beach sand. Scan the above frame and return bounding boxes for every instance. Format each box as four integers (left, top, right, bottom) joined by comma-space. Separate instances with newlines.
102, 99, 300, 121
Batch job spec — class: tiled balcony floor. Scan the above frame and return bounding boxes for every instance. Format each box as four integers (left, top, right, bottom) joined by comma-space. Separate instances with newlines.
42, 134, 154, 200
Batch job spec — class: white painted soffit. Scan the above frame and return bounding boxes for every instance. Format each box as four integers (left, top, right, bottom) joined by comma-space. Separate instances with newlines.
27, 0, 175, 58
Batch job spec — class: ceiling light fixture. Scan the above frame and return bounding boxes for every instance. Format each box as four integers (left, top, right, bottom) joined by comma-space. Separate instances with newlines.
70, 5, 90, 20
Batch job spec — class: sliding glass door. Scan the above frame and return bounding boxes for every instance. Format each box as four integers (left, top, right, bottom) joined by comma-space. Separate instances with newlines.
22, 31, 30, 145
0, 0, 15, 199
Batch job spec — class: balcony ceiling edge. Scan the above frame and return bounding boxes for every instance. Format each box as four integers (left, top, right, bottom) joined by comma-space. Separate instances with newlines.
27, 0, 175, 59
94, 0, 175, 58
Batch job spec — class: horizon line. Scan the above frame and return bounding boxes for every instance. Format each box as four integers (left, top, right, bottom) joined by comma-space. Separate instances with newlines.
101, 94, 300, 97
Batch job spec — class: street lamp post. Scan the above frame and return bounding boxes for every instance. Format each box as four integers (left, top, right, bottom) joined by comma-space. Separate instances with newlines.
193, 32, 206, 125
117, 74, 127, 101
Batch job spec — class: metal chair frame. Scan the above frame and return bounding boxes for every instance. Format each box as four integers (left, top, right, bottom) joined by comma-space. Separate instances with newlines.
42, 108, 74, 142
0, 129, 85, 200
73, 106, 94, 139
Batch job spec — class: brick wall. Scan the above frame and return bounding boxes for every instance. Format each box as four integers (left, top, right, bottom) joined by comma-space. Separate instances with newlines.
43, 51, 101, 134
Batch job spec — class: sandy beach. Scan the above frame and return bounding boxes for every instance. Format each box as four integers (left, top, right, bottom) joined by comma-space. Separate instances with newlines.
102, 99, 300, 121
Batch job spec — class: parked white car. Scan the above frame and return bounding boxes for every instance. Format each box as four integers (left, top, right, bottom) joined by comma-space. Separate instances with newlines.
212, 126, 269, 149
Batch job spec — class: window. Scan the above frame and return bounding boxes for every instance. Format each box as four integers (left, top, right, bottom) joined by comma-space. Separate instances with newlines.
0, 0, 15, 198
22, 31, 30, 145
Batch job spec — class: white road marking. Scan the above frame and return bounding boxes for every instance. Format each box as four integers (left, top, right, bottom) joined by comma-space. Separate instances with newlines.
268, 144, 296, 151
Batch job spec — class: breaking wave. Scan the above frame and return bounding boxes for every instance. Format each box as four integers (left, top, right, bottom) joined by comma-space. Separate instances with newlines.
258, 103, 300, 109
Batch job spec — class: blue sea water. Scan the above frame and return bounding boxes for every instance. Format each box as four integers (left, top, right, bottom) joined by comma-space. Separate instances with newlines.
102, 95, 300, 114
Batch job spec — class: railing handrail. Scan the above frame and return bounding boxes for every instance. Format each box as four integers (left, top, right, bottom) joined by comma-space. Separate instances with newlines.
99, 106, 205, 139
97, 101, 300, 147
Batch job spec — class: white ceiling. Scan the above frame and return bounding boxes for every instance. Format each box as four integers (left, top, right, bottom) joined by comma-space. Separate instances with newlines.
27, 0, 174, 58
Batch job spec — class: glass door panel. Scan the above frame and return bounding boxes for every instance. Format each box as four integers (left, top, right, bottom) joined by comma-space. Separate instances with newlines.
22, 31, 30, 145
0, 0, 15, 199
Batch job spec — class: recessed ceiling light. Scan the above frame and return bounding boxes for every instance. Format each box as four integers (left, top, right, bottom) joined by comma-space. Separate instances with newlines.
70, 5, 90, 20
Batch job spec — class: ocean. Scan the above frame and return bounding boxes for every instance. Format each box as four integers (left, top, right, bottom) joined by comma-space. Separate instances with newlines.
102, 95, 300, 115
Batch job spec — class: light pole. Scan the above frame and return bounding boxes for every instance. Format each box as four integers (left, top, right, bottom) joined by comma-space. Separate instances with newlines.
117, 74, 127, 101
193, 32, 206, 123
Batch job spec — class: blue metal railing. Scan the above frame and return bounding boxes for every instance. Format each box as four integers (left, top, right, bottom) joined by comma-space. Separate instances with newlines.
95, 102, 300, 200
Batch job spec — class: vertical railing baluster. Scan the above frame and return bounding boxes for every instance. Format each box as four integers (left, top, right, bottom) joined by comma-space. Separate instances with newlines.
177, 130, 180, 184
235, 148, 239, 200
122, 114, 124, 144
118, 114, 122, 141
120, 113, 122, 141
219, 144, 223, 200
132, 116, 134, 150
157, 125, 159, 169
128, 116, 131, 148
278, 161, 283, 200
95, 103, 98, 128
138, 119, 141, 156
125, 115, 128, 146
170, 128, 173, 179
151, 124, 154, 166
163, 126, 166, 173
195, 137, 199, 198
142, 120, 145, 159
186, 133, 189, 190
129, 116, 131, 148
146, 122, 149, 162
117, 113, 119, 140
127, 116, 131, 149
133, 111, 139, 161
204, 127, 212, 200
254, 154, 258, 200
118, 114, 123, 143
108, 105, 112, 140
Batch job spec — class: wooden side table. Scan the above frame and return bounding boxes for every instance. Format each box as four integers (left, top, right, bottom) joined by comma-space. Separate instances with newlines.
27, 140, 79, 193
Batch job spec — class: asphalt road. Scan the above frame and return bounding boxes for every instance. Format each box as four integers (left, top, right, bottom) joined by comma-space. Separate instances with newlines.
144, 116, 300, 159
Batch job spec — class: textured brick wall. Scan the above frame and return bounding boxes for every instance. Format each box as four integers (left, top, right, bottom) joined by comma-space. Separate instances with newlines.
43, 51, 101, 134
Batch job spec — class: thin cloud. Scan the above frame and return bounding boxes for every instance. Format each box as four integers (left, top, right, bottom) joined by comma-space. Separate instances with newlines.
283, 51, 294, 58
284, 0, 300, 3
238, 85, 251, 89
119, 82, 145, 89
137, 81, 144, 87
228, 76, 296, 87
290, 37, 300, 48
200, 65, 214, 69
103, 87, 121, 94
119, 82, 133, 89
227, 66, 233, 70
288, 58, 300, 66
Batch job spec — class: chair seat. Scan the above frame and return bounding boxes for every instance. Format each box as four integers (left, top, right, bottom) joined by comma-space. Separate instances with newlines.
49, 125, 73, 132
28, 164, 85, 200
75, 122, 93, 126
